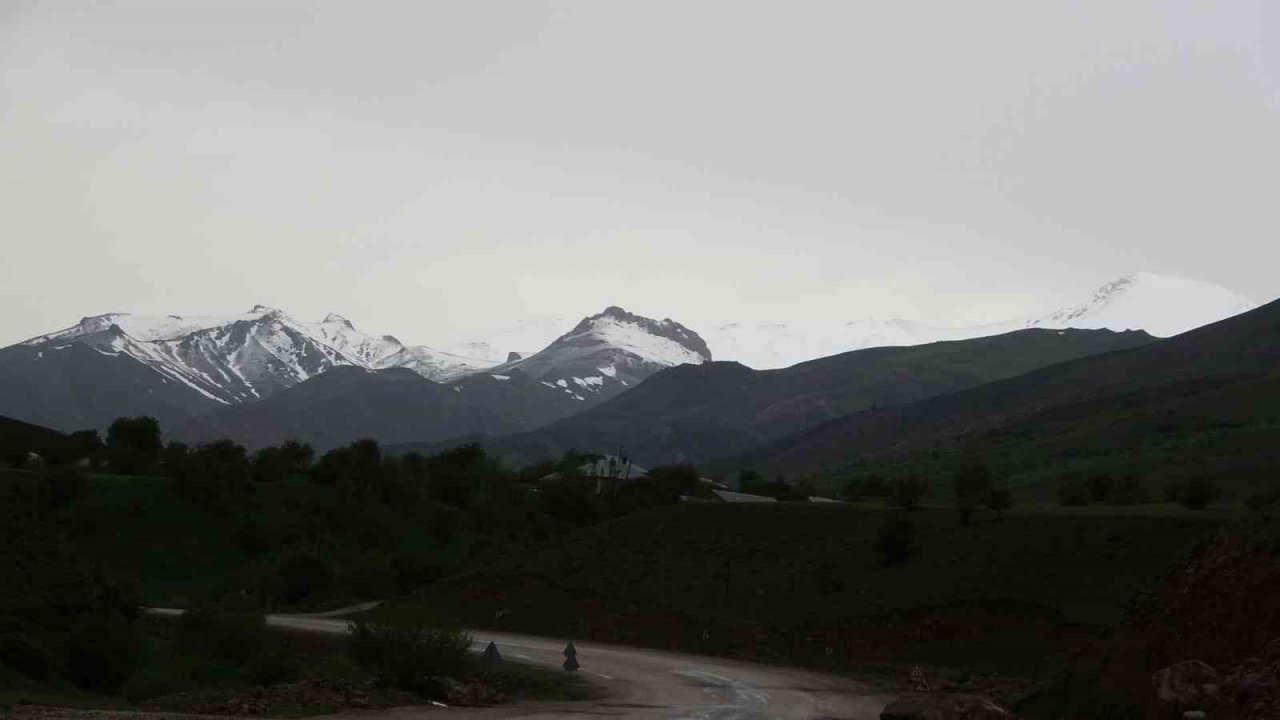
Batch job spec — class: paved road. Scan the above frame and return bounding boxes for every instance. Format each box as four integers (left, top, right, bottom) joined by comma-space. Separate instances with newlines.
148, 609, 890, 719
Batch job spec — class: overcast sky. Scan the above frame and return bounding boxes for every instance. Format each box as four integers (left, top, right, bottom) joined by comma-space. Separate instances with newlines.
2, 1, 1276, 346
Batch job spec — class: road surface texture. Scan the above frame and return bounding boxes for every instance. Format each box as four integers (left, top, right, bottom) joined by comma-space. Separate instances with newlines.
148, 609, 890, 719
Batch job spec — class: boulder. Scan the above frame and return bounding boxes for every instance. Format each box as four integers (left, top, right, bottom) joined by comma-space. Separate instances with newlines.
1153, 660, 1221, 709
1263, 637, 1280, 662
1235, 674, 1270, 704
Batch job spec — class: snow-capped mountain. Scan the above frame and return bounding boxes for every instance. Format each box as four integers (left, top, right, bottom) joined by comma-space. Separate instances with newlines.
18, 306, 496, 406
1015, 272, 1257, 337
700, 273, 1258, 369
491, 306, 712, 404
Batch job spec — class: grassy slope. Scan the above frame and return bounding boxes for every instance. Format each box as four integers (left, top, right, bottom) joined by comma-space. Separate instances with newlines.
373, 503, 1223, 673
68, 474, 455, 606
812, 372, 1280, 503
742, 298, 1280, 478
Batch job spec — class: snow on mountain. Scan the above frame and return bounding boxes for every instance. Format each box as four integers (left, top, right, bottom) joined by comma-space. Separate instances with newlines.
493, 306, 712, 403
702, 273, 1258, 369
20, 306, 498, 405
1016, 272, 1257, 337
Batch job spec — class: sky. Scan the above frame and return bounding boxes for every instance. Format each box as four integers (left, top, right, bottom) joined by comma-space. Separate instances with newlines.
1, 1, 1276, 347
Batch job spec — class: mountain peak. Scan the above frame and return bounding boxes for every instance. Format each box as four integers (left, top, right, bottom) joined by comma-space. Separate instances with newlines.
322, 312, 354, 328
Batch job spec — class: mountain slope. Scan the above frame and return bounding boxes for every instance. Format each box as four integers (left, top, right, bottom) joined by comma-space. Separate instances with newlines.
700, 272, 1257, 369
173, 366, 590, 450
0, 328, 224, 432
744, 296, 1280, 477
430, 327, 1155, 467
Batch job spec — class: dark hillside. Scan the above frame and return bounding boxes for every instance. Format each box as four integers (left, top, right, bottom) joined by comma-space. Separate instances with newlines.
175, 366, 585, 450
374, 503, 1221, 676
429, 328, 1153, 467
747, 298, 1280, 476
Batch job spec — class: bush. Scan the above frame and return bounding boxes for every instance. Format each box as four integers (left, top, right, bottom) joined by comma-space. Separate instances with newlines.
1087, 473, 1115, 503
175, 605, 266, 666
62, 614, 138, 692
244, 647, 300, 687
986, 486, 1013, 519
889, 475, 929, 511
276, 552, 335, 606
1059, 481, 1089, 506
38, 465, 87, 513
1110, 475, 1149, 506
954, 462, 992, 524
1178, 476, 1222, 511
873, 513, 917, 565
347, 620, 472, 689
0, 634, 53, 682
1244, 484, 1279, 515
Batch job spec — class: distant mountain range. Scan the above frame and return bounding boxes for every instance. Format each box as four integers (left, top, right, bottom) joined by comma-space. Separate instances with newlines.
0, 271, 1264, 458
444, 273, 1255, 370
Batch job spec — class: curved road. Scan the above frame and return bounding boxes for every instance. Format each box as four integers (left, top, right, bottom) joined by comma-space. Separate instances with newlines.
149, 609, 890, 719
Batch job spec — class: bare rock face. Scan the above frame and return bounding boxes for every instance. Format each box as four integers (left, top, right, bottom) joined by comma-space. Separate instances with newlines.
1152, 660, 1221, 709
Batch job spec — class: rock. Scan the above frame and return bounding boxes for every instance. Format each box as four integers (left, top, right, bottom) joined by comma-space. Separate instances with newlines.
1263, 637, 1280, 662
1181, 711, 1206, 720
880, 696, 961, 720
1153, 660, 1221, 708
961, 697, 1016, 719
1235, 674, 1270, 704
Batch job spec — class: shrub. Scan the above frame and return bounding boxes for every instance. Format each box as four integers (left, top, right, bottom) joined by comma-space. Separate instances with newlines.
276, 552, 335, 606
873, 513, 917, 565
1110, 475, 1149, 506
954, 462, 993, 524
347, 620, 471, 689
1178, 476, 1222, 511
38, 465, 87, 513
1244, 484, 1279, 515
175, 605, 266, 666
889, 475, 929, 511
1087, 473, 1115, 503
986, 487, 1013, 519
861, 474, 890, 498
1059, 482, 1089, 506
62, 614, 138, 692
0, 634, 53, 682
244, 647, 300, 687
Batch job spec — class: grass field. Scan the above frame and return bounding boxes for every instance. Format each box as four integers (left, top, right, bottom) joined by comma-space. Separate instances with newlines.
372, 502, 1226, 675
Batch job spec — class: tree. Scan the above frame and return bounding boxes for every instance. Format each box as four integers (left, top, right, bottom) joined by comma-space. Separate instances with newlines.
104, 417, 162, 475
646, 464, 701, 503
172, 440, 251, 505
1110, 475, 1149, 506
737, 469, 764, 494
874, 513, 917, 565
953, 462, 993, 524
1087, 473, 1115, 503
1059, 481, 1089, 506
986, 487, 1013, 520
1178, 476, 1222, 511
890, 475, 929, 512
